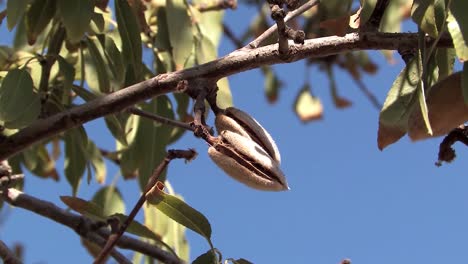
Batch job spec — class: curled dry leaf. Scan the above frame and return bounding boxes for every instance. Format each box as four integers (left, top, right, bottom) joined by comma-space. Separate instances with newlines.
208, 131, 289, 191
408, 72, 466, 140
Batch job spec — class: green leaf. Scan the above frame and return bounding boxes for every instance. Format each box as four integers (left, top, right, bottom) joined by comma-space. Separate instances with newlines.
0, 69, 40, 129
262, 66, 283, 104
61, 196, 105, 220
462, 62, 468, 105
6, 0, 30, 31
92, 186, 125, 216
378, 57, 421, 150
228, 258, 254, 264
112, 213, 163, 241
447, 11, 468, 61
57, 0, 94, 43
86, 36, 111, 93
22, 144, 59, 180
115, 0, 142, 80
450, 0, 468, 45
98, 35, 125, 88
293, 84, 323, 122
25, 0, 56, 45
435, 48, 456, 79
64, 127, 88, 196
57, 56, 75, 104
216, 77, 233, 109
146, 185, 213, 248
167, 0, 194, 70
87, 141, 107, 184
192, 249, 218, 264
411, 0, 446, 38
120, 96, 174, 189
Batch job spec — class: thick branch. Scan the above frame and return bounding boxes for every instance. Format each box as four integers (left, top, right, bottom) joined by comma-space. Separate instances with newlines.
1, 188, 183, 264
0, 32, 453, 160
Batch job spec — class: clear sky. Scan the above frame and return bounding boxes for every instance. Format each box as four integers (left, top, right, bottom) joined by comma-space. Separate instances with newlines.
1, 3, 468, 264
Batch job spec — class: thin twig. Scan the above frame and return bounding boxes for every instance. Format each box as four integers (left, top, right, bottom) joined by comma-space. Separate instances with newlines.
94, 149, 197, 264
0, 32, 454, 161
351, 76, 381, 110
436, 126, 468, 166
245, 0, 320, 49
128, 107, 194, 131
0, 240, 22, 264
0, 188, 183, 264
223, 23, 244, 49
270, 5, 290, 55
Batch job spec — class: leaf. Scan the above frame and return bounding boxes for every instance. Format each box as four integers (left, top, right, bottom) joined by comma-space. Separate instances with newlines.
326, 66, 352, 109
64, 127, 88, 196
6, 0, 29, 31
228, 258, 254, 264
111, 213, 162, 241
57, 56, 75, 104
115, 0, 142, 80
87, 141, 107, 184
86, 36, 111, 93
435, 48, 456, 79
449, 0, 468, 45
293, 84, 323, 122
261, 66, 283, 104
22, 144, 59, 180
192, 249, 218, 264
92, 186, 125, 216
378, 57, 421, 150
146, 183, 213, 248
216, 77, 233, 109
98, 35, 125, 88
408, 72, 468, 140
0, 69, 40, 129
57, 0, 94, 43
447, 11, 468, 61
167, 0, 194, 70
61, 196, 105, 220
25, 0, 56, 45
120, 96, 174, 188
411, 0, 446, 38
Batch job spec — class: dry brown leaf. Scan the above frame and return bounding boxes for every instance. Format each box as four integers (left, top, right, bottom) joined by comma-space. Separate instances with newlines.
377, 122, 406, 150
408, 72, 467, 140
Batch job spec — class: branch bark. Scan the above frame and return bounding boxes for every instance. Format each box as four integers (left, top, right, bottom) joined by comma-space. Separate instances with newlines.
0, 32, 453, 160
0, 188, 183, 264
0, 240, 22, 264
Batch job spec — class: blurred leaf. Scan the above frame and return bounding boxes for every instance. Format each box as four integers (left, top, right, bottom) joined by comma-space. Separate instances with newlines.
379, 0, 407, 62
436, 48, 455, 79
378, 57, 421, 149
192, 249, 218, 264
57, 0, 94, 43
449, 0, 468, 45
217, 77, 233, 108
115, 0, 142, 80
325, 66, 352, 109
112, 213, 162, 241
447, 11, 468, 61
6, 0, 29, 31
86, 36, 111, 93
228, 258, 254, 264
25, 0, 55, 45
92, 186, 125, 216
22, 144, 58, 180
89, 12, 105, 34
146, 183, 213, 248
57, 56, 75, 104
120, 96, 174, 186
293, 84, 323, 122
319, 15, 351, 37
64, 127, 88, 196
87, 141, 106, 184
61, 196, 105, 220
0, 69, 40, 129
261, 66, 282, 104
167, 0, 193, 70
411, 0, 446, 38
98, 35, 125, 88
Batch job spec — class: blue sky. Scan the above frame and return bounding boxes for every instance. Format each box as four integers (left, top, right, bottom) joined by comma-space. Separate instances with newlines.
2, 3, 468, 264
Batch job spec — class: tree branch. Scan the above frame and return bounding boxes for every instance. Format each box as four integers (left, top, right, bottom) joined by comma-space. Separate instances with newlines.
0, 32, 453, 160
0, 188, 183, 264
0, 240, 22, 264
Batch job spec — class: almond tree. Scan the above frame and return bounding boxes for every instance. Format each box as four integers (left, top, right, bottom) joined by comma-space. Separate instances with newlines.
0, 0, 467, 263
